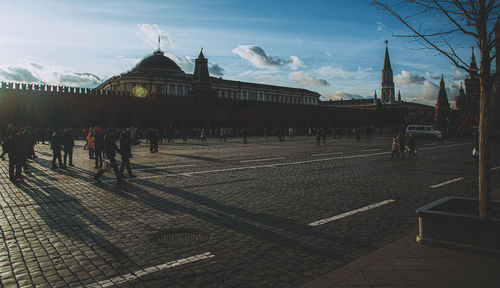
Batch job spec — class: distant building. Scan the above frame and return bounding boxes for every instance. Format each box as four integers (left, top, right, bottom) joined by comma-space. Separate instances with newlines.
97, 46, 320, 106
319, 41, 434, 124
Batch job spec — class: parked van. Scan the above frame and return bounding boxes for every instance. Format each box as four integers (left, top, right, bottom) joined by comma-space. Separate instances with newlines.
406, 125, 443, 139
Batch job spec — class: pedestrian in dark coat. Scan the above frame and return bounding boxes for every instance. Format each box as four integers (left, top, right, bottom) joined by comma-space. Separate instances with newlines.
62, 129, 75, 167
6, 128, 25, 181
94, 129, 122, 181
408, 133, 417, 157
94, 127, 104, 168
51, 128, 64, 169
119, 129, 135, 178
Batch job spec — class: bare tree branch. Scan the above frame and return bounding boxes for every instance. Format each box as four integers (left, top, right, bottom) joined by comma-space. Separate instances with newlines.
434, 0, 478, 37
371, 0, 470, 72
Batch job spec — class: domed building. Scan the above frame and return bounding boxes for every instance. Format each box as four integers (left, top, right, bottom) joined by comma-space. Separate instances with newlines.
96, 47, 320, 106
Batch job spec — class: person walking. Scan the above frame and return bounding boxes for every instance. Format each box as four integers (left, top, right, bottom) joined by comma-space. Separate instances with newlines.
408, 133, 417, 157
94, 127, 104, 168
391, 138, 400, 159
6, 128, 25, 181
94, 129, 122, 181
63, 129, 75, 167
119, 128, 135, 179
51, 128, 64, 169
397, 130, 406, 157
87, 129, 95, 159
201, 128, 207, 142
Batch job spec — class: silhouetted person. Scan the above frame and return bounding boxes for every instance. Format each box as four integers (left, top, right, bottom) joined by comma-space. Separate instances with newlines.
6, 128, 25, 181
94, 127, 104, 168
94, 129, 122, 181
119, 129, 135, 178
51, 128, 64, 169
63, 129, 75, 167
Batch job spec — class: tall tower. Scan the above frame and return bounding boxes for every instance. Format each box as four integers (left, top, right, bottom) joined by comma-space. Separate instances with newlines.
381, 41, 395, 104
465, 47, 480, 116
435, 75, 450, 125
193, 48, 210, 83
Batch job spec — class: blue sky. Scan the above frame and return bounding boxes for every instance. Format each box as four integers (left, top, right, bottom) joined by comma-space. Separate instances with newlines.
0, 0, 479, 106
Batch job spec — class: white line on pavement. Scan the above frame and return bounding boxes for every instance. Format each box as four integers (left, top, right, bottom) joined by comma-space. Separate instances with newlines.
361, 149, 382, 152
491, 166, 500, 171
430, 177, 465, 188
240, 157, 286, 163
85, 252, 214, 288
312, 152, 344, 157
135, 164, 196, 171
309, 199, 395, 226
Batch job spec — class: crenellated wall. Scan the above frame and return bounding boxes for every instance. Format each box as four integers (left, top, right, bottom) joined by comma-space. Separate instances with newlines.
0, 81, 402, 129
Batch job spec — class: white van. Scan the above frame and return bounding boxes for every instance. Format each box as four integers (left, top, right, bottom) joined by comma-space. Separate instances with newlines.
406, 125, 443, 139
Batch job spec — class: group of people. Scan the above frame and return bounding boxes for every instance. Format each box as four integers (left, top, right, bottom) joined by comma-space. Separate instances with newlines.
391, 131, 417, 159
1, 126, 39, 181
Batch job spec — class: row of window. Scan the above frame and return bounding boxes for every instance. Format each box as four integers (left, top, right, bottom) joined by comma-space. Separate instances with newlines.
119, 83, 191, 96
217, 89, 317, 105
110, 82, 318, 105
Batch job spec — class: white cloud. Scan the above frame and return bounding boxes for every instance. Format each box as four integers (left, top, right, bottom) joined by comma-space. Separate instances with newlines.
394, 70, 426, 85
138, 23, 175, 50
209, 63, 225, 76
0, 63, 102, 87
315, 66, 372, 80
404, 80, 438, 106
376, 21, 386, 31
452, 67, 467, 81
325, 90, 364, 101
289, 56, 305, 70
232, 45, 305, 70
288, 71, 329, 87
425, 72, 441, 80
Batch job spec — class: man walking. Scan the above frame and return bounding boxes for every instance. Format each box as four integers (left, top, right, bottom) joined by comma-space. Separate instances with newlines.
94, 127, 104, 168
63, 129, 75, 167
51, 128, 64, 169
94, 129, 122, 181
119, 128, 135, 179
6, 128, 25, 181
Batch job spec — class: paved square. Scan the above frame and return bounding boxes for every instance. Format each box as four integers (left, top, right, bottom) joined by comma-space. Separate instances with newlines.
0, 136, 498, 287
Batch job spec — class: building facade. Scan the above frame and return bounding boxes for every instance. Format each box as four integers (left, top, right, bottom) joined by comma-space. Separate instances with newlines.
97, 48, 321, 106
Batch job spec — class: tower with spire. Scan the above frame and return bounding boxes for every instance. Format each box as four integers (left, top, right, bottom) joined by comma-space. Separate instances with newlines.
435, 75, 450, 129
193, 48, 210, 83
381, 40, 395, 104
464, 47, 480, 116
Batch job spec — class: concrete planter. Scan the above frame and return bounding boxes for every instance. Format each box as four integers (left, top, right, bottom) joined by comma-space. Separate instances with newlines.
416, 196, 500, 253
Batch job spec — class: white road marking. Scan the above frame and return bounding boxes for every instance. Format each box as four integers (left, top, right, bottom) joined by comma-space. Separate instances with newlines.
240, 157, 286, 163
430, 177, 465, 188
135, 164, 196, 171
2, 143, 471, 192
491, 166, 500, 171
424, 143, 437, 146
309, 199, 395, 226
312, 152, 344, 157
85, 252, 214, 288
361, 149, 382, 152
419, 143, 470, 151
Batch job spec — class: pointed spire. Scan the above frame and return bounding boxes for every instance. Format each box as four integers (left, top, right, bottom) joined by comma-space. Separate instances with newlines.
398, 90, 401, 102
383, 40, 392, 71
440, 74, 445, 88
158, 35, 161, 51
197, 47, 206, 60
470, 47, 478, 78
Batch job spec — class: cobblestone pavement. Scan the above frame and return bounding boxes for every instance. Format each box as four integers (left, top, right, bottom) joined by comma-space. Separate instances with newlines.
0, 136, 499, 287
